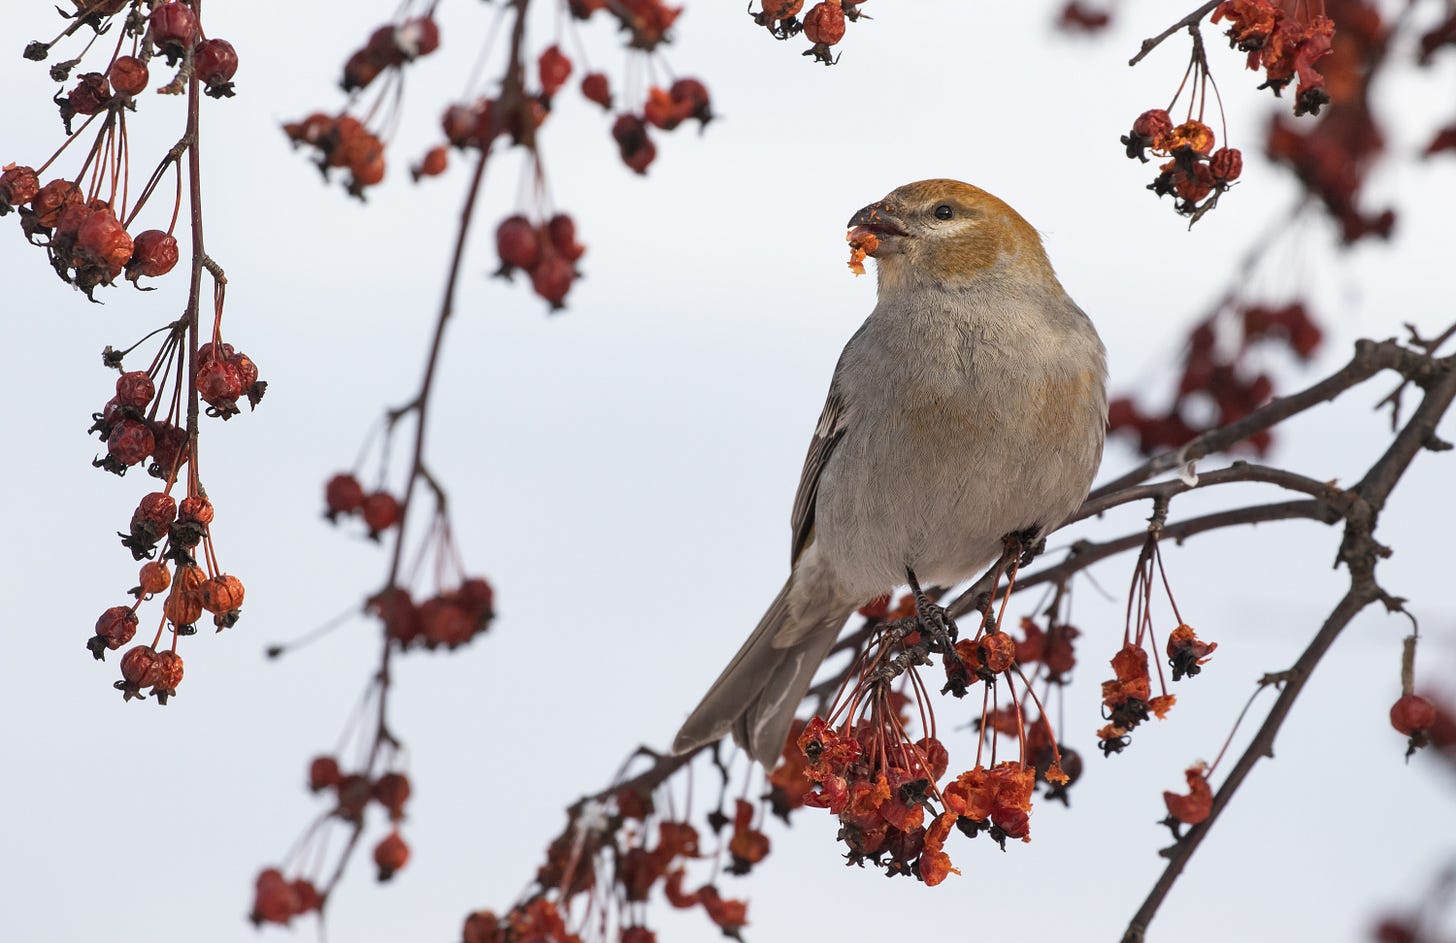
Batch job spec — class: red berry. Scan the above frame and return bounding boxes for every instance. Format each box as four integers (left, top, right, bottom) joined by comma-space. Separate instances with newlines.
94, 605, 139, 651
131, 491, 178, 539
1132, 108, 1174, 142
149, 2, 199, 55
149, 422, 188, 477
324, 473, 366, 516
546, 214, 585, 262
803, 1, 846, 45
1390, 694, 1437, 736
194, 38, 239, 88
291, 880, 321, 915
137, 561, 171, 595
373, 831, 410, 881
0, 165, 40, 210
125, 230, 179, 282
196, 341, 235, 363
67, 73, 112, 117
441, 105, 476, 147
178, 494, 214, 524
308, 755, 341, 792
361, 491, 401, 534
538, 45, 572, 97
150, 649, 183, 701
1210, 147, 1243, 183
74, 208, 132, 277
412, 145, 448, 180
531, 254, 575, 309
200, 574, 245, 614
230, 351, 259, 390
115, 370, 155, 408
580, 71, 612, 109
364, 25, 407, 68
29, 178, 82, 229
196, 358, 244, 411
419, 596, 474, 648
372, 772, 412, 820
397, 17, 440, 58
342, 49, 384, 92
108, 56, 149, 96
118, 645, 162, 696
250, 869, 298, 926
495, 214, 541, 271
612, 115, 655, 174
456, 577, 495, 622
107, 419, 155, 466
669, 78, 712, 123
371, 587, 419, 645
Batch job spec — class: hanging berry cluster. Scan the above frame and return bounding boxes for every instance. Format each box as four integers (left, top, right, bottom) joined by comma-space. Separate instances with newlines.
249, 753, 415, 925
10, 0, 256, 704
747, 1, 870, 65
1096, 532, 1215, 756
457, 784, 752, 943
1211, 0, 1335, 117
88, 317, 265, 703
6, 1, 237, 298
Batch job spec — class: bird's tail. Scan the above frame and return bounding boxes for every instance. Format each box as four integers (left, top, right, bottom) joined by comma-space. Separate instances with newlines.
673, 577, 854, 768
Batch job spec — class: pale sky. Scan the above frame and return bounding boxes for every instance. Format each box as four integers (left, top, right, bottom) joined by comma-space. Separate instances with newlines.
3, 2, 1455, 942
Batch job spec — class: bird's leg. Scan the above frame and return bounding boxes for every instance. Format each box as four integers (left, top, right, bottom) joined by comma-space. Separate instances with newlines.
906, 567, 957, 653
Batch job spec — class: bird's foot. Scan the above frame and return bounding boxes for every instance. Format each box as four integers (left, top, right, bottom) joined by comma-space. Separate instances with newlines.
1002, 527, 1045, 569
905, 567, 957, 654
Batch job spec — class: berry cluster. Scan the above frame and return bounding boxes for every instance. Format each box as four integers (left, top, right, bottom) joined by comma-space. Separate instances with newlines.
324, 472, 402, 539
1211, 0, 1334, 116
1122, 110, 1244, 221
9, 2, 239, 297
1095, 536, 1214, 756
85, 326, 263, 700
460, 786, 749, 943
494, 212, 586, 310
748, 1, 869, 65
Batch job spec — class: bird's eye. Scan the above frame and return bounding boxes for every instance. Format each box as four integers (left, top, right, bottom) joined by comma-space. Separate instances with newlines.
934, 204, 953, 220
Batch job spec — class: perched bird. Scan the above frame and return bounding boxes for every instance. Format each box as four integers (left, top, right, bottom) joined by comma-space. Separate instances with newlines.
673, 179, 1108, 768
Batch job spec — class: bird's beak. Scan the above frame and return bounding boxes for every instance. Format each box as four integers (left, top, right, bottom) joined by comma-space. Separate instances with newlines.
847, 200, 909, 238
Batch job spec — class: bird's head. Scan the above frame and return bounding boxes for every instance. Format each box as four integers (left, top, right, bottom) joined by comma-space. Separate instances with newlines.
847, 179, 1055, 295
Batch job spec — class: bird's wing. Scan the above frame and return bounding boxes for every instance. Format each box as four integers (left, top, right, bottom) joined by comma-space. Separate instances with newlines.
789, 353, 854, 566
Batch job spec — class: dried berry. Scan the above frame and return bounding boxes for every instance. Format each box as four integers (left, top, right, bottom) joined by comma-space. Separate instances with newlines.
546, 214, 585, 263
538, 45, 572, 98
373, 831, 410, 881
361, 491, 401, 535
115, 371, 156, 409
91, 605, 138, 656
200, 573, 245, 615
495, 215, 541, 273
178, 495, 214, 525
1390, 694, 1436, 736
150, 649, 184, 702
195, 38, 239, 97
580, 71, 612, 109
803, 2, 847, 47
196, 358, 244, 416
308, 756, 342, 792
531, 254, 575, 310
128, 227, 182, 281
0, 165, 40, 214
149, 2, 199, 59
107, 419, 155, 467
118, 645, 162, 699
612, 114, 655, 174
137, 561, 171, 596
325, 473, 366, 517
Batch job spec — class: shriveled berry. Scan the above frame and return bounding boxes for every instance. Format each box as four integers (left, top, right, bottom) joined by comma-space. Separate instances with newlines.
149, 422, 188, 478
373, 831, 410, 881
66, 73, 112, 117
291, 880, 321, 915
531, 254, 575, 309
441, 105, 477, 148
1390, 694, 1437, 736
150, 649, 183, 702
126, 229, 179, 283
342, 49, 383, 92
196, 341, 235, 364
230, 351, 259, 390
178, 494, 214, 524
107, 418, 155, 466
0, 165, 41, 212
93, 605, 139, 651
371, 587, 419, 644
164, 583, 203, 627
30, 178, 82, 229
199, 573, 245, 614
118, 645, 162, 698
1210, 147, 1243, 183
308, 756, 342, 792
456, 577, 494, 621
196, 358, 244, 412
538, 45, 572, 97
194, 38, 239, 94
546, 214, 585, 262
803, 1, 846, 45
325, 473, 366, 516
108, 56, 149, 96
669, 77, 712, 124
75, 207, 133, 277
149, 2, 199, 56
115, 370, 155, 408
495, 214, 541, 272
419, 596, 474, 648
580, 72, 612, 109
131, 491, 178, 539
362, 491, 401, 534
138, 561, 171, 595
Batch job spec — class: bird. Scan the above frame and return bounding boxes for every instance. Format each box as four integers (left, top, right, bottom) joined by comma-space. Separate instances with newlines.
673, 179, 1108, 769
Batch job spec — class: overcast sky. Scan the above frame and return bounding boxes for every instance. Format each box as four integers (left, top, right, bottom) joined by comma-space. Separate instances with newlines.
3, 1, 1455, 942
